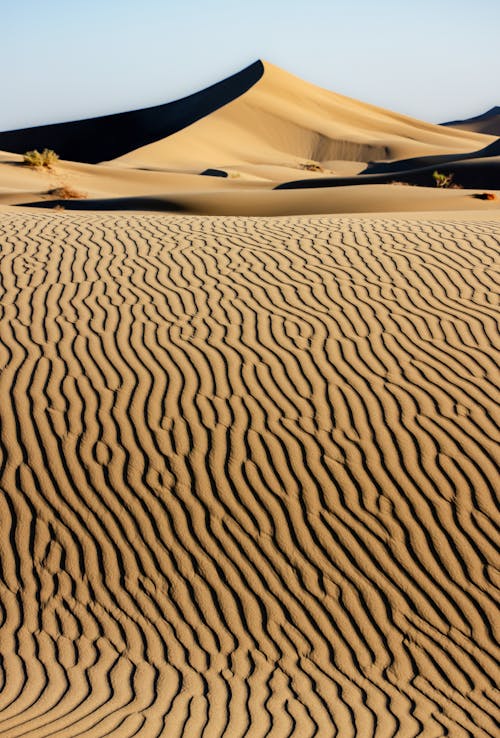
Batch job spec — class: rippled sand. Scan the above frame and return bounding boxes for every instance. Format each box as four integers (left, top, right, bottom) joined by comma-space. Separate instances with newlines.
0, 209, 498, 737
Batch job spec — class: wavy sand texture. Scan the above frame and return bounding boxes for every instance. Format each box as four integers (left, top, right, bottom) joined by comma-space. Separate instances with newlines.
0, 209, 498, 737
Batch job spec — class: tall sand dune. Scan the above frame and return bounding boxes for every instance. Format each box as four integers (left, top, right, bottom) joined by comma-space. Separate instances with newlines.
1, 62, 497, 207
0, 207, 498, 736
111, 62, 494, 171
0, 62, 264, 163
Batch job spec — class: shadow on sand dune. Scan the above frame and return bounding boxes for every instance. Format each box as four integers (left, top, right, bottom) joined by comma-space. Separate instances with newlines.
362, 137, 500, 175
276, 150, 500, 191
0, 61, 264, 164
22, 196, 187, 212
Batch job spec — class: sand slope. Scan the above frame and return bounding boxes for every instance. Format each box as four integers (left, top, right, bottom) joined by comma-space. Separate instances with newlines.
19, 184, 500, 216
442, 107, 500, 136
0, 207, 498, 737
0, 62, 264, 163
111, 62, 494, 172
0, 63, 498, 213
0, 151, 258, 207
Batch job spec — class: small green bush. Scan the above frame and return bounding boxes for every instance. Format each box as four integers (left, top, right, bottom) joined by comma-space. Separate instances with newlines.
23, 148, 59, 168
433, 170, 454, 188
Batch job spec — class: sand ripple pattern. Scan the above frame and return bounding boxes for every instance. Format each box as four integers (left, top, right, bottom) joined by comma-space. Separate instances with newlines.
0, 211, 498, 737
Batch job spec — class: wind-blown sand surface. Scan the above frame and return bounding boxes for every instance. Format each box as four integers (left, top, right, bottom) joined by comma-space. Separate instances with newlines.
0, 207, 498, 737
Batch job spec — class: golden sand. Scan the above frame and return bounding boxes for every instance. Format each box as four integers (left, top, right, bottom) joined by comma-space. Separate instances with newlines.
0, 208, 498, 736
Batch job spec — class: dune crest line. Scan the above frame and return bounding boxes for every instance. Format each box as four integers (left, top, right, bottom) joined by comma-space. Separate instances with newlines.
0, 210, 498, 737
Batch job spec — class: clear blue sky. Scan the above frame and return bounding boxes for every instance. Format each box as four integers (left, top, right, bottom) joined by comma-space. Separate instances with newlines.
2, 0, 499, 130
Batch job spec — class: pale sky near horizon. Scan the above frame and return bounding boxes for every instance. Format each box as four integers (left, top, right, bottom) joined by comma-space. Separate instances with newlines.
1, 0, 499, 131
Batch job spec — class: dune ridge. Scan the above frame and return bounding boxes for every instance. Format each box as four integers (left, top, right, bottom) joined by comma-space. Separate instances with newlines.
0, 207, 498, 736
442, 107, 500, 136
0, 62, 498, 215
111, 62, 494, 172
0, 61, 264, 163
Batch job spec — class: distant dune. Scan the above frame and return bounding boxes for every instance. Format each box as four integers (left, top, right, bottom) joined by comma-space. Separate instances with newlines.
0, 62, 500, 215
0, 60, 493, 172
442, 106, 500, 136
111, 61, 494, 172
0, 61, 498, 213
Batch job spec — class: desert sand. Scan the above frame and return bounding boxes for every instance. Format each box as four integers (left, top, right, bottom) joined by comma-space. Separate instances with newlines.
442, 107, 500, 136
0, 61, 499, 737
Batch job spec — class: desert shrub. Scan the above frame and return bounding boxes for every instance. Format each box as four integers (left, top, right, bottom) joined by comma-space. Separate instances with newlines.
433, 170, 454, 188
299, 161, 324, 172
23, 148, 59, 168
48, 186, 85, 199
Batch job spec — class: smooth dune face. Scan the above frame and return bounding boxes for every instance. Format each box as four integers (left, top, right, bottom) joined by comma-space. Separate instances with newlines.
0, 208, 498, 737
113, 62, 494, 171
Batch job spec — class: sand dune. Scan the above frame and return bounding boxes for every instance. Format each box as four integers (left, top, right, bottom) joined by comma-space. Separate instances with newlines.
0, 62, 264, 163
1, 61, 492, 174
2, 150, 499, 214
111, 62, 494, 172
0, 151, 258, 207
0, 206, 498, 737
442, 107, 500, 136
20, 184, 500, 216
364, 137, 500, 176
0, 62, 498, 214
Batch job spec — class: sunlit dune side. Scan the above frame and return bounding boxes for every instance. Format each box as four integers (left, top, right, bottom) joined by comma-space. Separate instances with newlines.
0, 62, 498, 212
2, 148, 499, 215
0, 207, 498, 737
111, 61, 495, 172
0, 150, 254, 207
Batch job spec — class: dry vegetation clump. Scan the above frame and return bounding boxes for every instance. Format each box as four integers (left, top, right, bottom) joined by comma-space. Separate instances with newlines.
23, 148, 59, 169
390, 180, 417, 186
299, 161, 324, 172
49, 186, 86, 200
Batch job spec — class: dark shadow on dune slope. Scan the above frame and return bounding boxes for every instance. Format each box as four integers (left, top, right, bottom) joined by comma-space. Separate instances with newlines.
275, 157, 500, 190
0, 61, 264, 164
362, 138, 500, 175
20, 197, 187, 212
442, 107, 500, 136
201, 169, 229, 178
